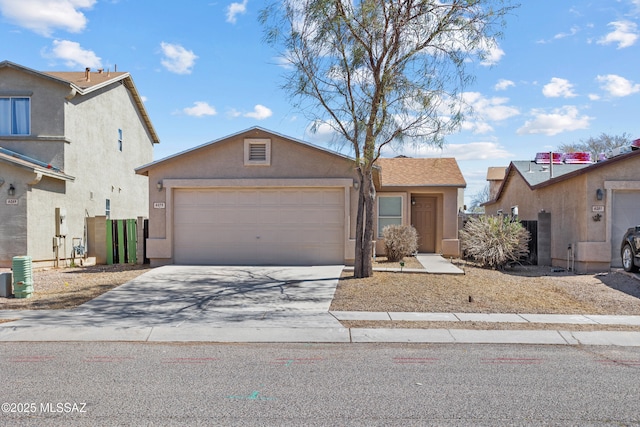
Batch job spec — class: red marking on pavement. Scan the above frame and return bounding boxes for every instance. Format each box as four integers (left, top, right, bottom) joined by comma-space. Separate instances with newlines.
597, 359, 640, 366
9, 355, 55, 363
162, 357, 218, 364
271, 358, 323, 366
393, 357, 439, 364
84, 356, 135, 363
481, 358, 543, 365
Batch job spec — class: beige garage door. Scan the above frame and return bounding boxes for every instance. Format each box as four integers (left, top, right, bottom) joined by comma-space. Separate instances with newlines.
173, 188, 345, 265
611, 190, 640, 267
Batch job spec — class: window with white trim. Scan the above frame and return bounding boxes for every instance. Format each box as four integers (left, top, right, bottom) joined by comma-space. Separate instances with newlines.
378, 196, 403, 237
244, 138, 271, 166
0, 97, 30, 135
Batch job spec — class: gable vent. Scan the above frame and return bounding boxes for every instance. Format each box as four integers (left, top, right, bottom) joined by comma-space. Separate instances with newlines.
249, 143, 267, 161
244, 138, 271, 166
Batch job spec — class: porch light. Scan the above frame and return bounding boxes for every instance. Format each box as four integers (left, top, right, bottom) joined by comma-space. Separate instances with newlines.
353, 180, 360, 190
411, 197, 416, 205
8, 184, 15, 196
596, 188, 604, 201
157, 181, 163, 191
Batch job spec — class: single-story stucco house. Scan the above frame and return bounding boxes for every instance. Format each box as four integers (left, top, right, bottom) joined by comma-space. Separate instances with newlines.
135, 127, 466, 266
484, 147, 640, 272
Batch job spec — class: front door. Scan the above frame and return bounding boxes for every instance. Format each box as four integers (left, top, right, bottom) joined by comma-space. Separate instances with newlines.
411, 196, 436, 253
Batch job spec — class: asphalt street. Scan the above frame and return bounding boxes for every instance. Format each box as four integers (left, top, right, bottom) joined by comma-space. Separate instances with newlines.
1, 342, 639, 426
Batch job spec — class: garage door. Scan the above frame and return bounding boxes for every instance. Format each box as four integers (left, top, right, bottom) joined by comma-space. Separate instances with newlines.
173, 188, 345, 265
611, 191, 640, 267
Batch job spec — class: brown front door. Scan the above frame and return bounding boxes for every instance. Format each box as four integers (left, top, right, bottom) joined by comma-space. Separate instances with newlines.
411, 196, 436, 253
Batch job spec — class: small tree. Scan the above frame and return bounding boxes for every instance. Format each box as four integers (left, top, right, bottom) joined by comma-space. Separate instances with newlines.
260, 0, 517, 278
382, 224, 418, 262
459, 215, 529, 269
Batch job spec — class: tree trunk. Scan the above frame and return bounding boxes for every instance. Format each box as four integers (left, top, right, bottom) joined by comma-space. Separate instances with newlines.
354, 167, 374, 278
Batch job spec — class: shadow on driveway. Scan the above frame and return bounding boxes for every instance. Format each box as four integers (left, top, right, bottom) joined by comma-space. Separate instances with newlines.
3, 266, 346, 328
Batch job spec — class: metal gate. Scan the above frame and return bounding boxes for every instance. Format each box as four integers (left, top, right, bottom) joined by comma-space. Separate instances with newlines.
520, 220, 538, 265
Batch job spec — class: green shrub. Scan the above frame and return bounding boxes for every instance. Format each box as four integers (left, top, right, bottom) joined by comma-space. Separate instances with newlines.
459, 215, 530, 269
382, 224, 419, 262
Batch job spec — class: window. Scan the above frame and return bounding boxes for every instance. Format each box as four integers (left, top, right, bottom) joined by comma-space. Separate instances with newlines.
378, 196, 403, 237
0, 97, 30, 135
244, 138, 271, 166
118, 129, 123, 151
105, 199, 111, 219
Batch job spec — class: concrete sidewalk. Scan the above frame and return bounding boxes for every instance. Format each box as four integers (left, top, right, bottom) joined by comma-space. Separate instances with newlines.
1, 309, 640, 346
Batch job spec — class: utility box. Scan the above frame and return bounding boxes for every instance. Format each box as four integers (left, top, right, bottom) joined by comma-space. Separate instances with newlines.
0, 273, 11, 297
55, 207, 68, 236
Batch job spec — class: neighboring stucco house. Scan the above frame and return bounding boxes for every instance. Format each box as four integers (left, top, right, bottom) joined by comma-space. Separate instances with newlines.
484, 149, 640, 272
135, 127, 465, 266
0, 61, 158, 267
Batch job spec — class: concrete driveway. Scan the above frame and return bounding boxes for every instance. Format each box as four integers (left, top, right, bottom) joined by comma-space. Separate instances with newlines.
2, 265, 346, 329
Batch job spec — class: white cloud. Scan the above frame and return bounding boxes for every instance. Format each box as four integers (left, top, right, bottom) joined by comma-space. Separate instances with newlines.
588, 93, 600, 101
596, 74, 640, 97
554, 26, 579, 40
183, 101, 217, 117
0, 0, 95, 37
49, 39, 101, 68
517, 106, 593, 136
598, 20, 639, 49
460, 92, 519, 134
243, 104, 272, 120
494, 79, 515, 91
479, 43, 504, 66
226, 0, 248, 24
160, 42, 197, 74
395, 141, 513, 161
542, 77, 577, 98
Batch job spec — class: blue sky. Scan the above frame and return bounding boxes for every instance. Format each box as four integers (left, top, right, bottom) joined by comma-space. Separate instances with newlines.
1, 0, 639, 204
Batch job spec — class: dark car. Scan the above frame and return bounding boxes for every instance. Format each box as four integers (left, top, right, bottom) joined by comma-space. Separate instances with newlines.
621, 225, 640, 272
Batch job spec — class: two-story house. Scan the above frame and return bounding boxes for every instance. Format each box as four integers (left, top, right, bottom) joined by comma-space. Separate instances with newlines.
0, 61, 158, 267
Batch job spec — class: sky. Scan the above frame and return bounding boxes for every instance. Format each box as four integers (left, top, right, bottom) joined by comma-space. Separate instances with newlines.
1, 0, 639, 205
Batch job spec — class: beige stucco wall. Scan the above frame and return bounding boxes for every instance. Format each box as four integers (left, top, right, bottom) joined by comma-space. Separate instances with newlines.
374, 186, 463, 258
141, 128, 359, 265
484, 155, 640, 272
0, 68, 154, 266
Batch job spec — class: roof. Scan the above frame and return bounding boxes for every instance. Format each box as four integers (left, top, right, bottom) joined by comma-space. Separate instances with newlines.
511, 161, 591, 187
486, 167, 506, 181
135, 126, 354, 175
0, 147, 75, 181
487, 149, 640, 204
0, 61, 159, 144
376, 157, 466, 188
43, 70, 128, 90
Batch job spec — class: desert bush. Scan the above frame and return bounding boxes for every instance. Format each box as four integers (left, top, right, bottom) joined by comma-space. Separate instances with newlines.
459, 215, 530, 269
382, 224, 419, 262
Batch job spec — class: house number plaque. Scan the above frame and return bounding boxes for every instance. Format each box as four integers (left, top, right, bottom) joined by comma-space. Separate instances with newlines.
592, 205, 605, 212
6, 199, 18, 205
153, 202, 166, 209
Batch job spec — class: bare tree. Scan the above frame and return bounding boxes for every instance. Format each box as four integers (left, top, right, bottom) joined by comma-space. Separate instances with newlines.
469, 183, 490, 213
261, 0, 516, 278
557, 132, 633, 160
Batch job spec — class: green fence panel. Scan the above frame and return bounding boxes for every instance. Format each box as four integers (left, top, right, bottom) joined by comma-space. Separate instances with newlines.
106, 219, 114, 265
117, 219, 126, 265
126, 218, 137, 264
